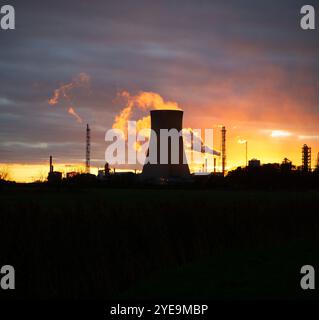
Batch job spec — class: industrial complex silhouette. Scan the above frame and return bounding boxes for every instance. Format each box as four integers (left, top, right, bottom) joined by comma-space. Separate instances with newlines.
33, 108, 319, 189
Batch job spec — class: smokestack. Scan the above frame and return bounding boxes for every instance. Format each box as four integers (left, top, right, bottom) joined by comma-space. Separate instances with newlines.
49, 155, 53, 173
142, 110, 190, 179
104, 162, 110, 176
221, 126, 226, 176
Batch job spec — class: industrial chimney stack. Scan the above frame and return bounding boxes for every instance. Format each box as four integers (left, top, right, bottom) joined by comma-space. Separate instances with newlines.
221, 126, 226, 176
49, 155, 53, 173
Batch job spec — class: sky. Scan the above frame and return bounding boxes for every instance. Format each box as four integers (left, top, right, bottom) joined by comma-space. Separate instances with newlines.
0, 0, 319, 182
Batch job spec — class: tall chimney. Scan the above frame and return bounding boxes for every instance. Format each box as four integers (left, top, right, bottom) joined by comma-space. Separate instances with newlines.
221, 126, 226, 176
49, 155, 53, 173
142, 110, 190, 179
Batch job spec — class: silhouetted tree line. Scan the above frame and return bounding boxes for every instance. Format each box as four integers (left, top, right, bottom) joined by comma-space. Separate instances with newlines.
225, 162, 319, 189
3, 161, 319, 190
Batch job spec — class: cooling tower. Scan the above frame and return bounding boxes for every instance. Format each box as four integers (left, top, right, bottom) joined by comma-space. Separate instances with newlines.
141, 110, 190, 179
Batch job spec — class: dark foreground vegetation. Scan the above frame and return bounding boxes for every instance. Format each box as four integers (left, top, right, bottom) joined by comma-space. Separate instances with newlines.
1, 184, 319, 299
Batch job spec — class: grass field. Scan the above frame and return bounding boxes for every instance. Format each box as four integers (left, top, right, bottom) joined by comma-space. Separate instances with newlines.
1, 186, 319, 299
122, 243, 319, 299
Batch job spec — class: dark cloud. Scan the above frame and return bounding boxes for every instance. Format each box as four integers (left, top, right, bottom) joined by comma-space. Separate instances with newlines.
0, 0, 318, 164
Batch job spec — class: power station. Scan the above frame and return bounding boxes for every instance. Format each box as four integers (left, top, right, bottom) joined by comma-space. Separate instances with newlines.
141, 110, 190, 179
44, 107, 319, 185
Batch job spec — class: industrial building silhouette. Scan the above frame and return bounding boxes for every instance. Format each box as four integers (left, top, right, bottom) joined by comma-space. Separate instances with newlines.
40, 109, 319, 188
141, 110, 190, 180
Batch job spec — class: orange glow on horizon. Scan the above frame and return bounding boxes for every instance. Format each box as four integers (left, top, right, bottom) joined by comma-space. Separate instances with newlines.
2, 128, 319, 183
3, 84, 319, 183
0, 163, 97, 183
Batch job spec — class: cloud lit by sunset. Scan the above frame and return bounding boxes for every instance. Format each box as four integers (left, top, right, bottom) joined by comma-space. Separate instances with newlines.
1, 1, 319, 182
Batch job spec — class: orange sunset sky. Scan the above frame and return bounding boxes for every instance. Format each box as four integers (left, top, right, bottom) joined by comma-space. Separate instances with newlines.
1, 1, 318, 182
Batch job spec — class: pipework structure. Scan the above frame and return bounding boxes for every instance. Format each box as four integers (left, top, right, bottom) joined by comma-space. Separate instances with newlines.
302, 144, 311, 172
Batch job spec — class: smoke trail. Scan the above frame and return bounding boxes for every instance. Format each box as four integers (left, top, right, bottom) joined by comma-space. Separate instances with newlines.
112, 90, 220, 156
113, 91, 180, 134
48, 73, 90, 123
184, 128, 220, 156
68, 107, 82, 123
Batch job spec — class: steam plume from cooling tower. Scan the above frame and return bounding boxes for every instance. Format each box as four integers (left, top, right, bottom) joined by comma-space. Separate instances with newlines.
112, 91, 220, 157
112, 91, 180, 134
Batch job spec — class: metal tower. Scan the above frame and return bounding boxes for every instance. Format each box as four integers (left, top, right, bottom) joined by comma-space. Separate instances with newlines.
302, 144, 311, 172
86, 124, 90, 174
221, 126, 226, 176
